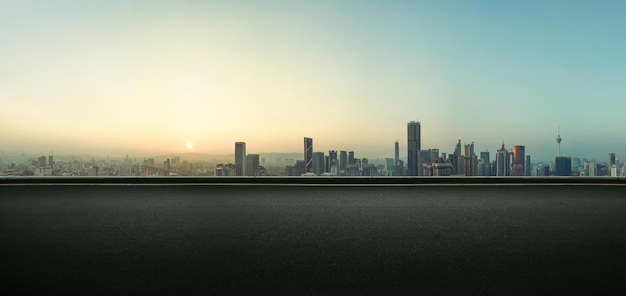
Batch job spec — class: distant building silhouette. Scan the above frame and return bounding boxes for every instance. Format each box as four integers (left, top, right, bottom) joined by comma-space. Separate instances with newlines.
294, 160, 306, 176
215, 163, 236, 176
235, 142, 246, 176
407, 121, 421, 176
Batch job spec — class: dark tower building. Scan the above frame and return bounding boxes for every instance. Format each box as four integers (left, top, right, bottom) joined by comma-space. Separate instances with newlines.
464, 142, 477, 176
407, 121, 421, 176
304, 137, 313, 173
348, 151, 355, 165
555, 156, 572, 176
394, 141, 400, 166
512, 145, 525, 176
525, 155, 531, 176
235, 142, 246, 176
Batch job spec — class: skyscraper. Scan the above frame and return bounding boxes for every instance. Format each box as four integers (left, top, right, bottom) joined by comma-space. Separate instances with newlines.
235, 142, 246, 176
512, 145, 525, 176
304, 137, 313, 173
328, 150, 338, 174
339, 150, 347, 175
407, 121, 421, 176
394, 141, 400, 166
496, 143, 509, 176
464, 142, 476, 176
453, 140, 463, 175
480, 151, 490, 176
609, 153, 618, 176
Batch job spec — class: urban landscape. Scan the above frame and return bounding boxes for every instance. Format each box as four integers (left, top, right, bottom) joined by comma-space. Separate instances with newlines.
1, 121, 623, 178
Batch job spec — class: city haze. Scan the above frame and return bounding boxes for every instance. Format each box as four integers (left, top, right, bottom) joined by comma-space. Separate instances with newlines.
1, 0, 625, 162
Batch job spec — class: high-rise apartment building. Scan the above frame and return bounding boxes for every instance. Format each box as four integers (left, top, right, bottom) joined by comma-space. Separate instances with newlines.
304, 137, 313, 173
407, 121, 421, 176
235, 142, 246, 176
246, 154, 260, 176
312, 152, 325, 175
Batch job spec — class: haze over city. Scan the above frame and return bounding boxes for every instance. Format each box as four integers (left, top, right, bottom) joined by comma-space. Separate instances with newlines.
1, 0, 625, 162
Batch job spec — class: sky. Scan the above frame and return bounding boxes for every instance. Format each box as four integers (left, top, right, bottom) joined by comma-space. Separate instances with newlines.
1, 0, 625, 162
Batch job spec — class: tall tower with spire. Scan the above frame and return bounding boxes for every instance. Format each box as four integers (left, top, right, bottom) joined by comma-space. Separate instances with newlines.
556, 127, 562, 157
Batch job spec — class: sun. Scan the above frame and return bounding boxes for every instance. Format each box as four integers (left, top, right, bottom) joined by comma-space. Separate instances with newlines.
187, 142, 193, 150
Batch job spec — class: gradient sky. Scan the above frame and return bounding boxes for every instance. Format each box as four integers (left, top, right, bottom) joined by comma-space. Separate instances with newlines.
1, 0, 625, 162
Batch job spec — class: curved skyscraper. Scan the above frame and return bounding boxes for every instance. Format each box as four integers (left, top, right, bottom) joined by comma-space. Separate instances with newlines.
304, 137, 313, 173
512, 145, 525, 176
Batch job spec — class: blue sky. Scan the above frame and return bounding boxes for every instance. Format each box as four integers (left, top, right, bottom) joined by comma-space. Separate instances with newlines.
1, 0, 624, 162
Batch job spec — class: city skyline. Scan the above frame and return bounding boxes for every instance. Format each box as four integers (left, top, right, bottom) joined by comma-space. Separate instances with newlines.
1, 1, 625, 161
0, 122, 620, 164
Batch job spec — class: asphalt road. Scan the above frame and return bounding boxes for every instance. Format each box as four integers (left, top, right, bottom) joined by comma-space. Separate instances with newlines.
1, 184, 625, 295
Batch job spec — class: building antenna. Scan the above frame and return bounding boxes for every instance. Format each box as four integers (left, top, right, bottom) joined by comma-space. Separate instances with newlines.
556, 126, 562, 157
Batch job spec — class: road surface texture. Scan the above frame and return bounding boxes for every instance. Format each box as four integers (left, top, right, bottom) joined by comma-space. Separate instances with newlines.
1, 179, 625, 295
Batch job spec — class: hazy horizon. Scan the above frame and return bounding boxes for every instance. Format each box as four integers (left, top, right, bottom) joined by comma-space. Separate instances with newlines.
2, 0, 625, 163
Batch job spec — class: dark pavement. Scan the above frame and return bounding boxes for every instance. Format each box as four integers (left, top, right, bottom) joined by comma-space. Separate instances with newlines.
1, 183, 625, 295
